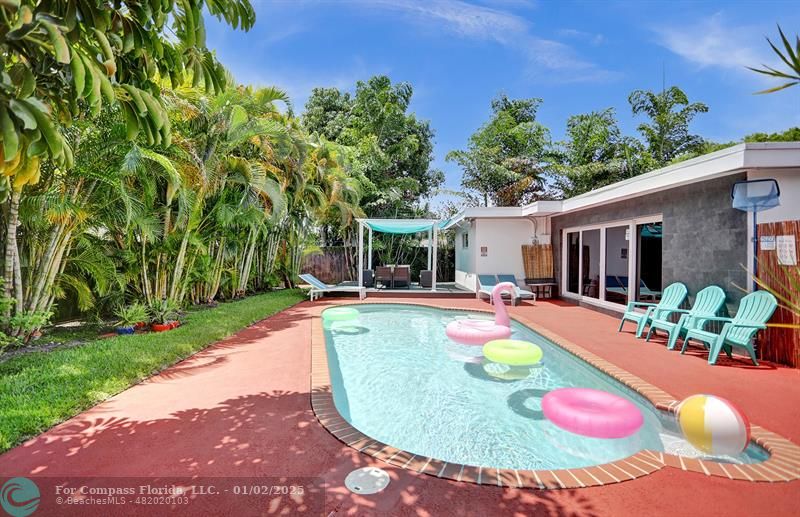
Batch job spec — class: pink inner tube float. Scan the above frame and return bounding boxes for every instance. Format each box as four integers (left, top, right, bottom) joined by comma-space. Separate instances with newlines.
445, 282, 515, 346
542, 388, 644, 439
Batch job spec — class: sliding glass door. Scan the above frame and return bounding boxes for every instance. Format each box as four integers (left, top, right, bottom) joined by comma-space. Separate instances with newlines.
636, 222, 663, 301
562, 216, 662, 307
604, 226, 629, 304
567, 232, 580, 294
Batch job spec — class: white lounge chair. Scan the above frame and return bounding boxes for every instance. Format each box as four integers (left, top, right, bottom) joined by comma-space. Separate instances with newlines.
299, 274, 366, 301
497, 274, 536, 304
477, 275, 534, 306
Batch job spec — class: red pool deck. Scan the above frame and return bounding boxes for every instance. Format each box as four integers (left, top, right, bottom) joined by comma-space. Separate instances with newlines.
1, 298, 798, 516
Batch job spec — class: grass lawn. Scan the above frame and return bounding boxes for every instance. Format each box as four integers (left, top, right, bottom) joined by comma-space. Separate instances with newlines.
0, 289, 306, 453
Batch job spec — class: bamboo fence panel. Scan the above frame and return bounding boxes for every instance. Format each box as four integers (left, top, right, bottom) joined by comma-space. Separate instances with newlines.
522, 244, 554, 280
756, 220, 800, 367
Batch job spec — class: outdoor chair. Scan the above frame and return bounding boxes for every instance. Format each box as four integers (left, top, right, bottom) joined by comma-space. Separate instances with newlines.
497, 274, 536, 304
618, 282, 688, 338
420, 270, 433, 288
299, 273, 366, 301
645, 285, 726, 350
477, 274, 520, 305
681, 290, 777, 365
375, 266, 393, 288
393, 265, 411, 289
362, 269, 374, 287
477, 274, 498, 301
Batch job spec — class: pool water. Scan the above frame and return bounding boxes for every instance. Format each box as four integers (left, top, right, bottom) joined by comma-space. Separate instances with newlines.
324, 305, 768, 471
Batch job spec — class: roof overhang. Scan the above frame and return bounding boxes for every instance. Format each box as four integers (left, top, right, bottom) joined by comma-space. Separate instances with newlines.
442, 142, 800, 225
554, 142, 800, 215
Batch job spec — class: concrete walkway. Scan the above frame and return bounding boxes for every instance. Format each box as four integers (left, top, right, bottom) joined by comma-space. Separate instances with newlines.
0, 298, 798, 516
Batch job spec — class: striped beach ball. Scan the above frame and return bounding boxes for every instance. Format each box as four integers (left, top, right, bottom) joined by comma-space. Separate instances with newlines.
677, 394, 751, 456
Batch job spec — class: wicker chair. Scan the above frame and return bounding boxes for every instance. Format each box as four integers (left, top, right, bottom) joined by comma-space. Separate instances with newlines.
375, 266, 393, 288
393, 266, 411, 289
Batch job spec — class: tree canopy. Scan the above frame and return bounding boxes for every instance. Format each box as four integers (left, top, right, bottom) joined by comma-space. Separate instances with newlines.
303, 76, 442, 218
446, 94, 549, 206
628, 86, 709, 166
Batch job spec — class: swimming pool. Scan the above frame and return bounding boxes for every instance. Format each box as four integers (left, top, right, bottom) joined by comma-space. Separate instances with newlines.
323, 304, 767, 471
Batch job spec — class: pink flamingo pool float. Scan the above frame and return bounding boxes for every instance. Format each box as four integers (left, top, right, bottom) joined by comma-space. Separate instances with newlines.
445, 282, 515, 346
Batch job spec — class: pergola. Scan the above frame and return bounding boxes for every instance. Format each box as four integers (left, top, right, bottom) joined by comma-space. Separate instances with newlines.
356, 218, 442, 291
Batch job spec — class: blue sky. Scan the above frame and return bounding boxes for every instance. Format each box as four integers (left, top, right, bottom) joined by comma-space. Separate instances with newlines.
206, 0, 800, 202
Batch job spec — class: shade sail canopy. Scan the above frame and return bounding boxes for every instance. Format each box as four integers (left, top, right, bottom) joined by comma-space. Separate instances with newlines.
361, 219, 441, 234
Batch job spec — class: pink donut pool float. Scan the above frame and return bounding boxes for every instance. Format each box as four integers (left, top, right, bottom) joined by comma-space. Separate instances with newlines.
542, 388, 644, 439
445, 282, 515, 346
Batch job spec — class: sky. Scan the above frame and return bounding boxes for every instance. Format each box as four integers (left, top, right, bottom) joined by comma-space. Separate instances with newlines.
205, 0, 800, 204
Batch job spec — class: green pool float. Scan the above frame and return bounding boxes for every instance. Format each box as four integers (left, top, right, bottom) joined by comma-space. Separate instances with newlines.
322, 307, 360, 322
483, 339, 543, 366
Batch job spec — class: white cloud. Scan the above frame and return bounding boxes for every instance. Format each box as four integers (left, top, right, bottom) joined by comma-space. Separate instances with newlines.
368, 0, 527, 44
653, 13, 771, 71
558, 28, 605, 46
363, 0, 616, 82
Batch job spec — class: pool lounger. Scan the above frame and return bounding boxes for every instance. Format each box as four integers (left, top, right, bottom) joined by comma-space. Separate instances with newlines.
299, 273, 366, 301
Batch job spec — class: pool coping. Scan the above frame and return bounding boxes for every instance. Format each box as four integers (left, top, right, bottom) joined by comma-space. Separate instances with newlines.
309, 301, 800, 488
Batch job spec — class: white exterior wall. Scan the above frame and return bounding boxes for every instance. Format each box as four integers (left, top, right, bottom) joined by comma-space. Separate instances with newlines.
454, 222, 477, 291
474, 218, 536, 285
747, 168, 800, 224
453, 217, 553, 291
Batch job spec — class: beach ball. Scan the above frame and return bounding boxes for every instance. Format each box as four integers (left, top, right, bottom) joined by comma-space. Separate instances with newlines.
677, 394, 751, 456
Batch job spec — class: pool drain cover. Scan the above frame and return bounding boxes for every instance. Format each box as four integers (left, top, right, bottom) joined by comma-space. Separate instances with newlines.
345, 467, 390, 495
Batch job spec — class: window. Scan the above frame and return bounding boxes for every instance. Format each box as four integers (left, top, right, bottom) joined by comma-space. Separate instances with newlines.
562, 216, 662, 307
605, 226, 629, 304
566, 232, 580, 294
462, 232, 469, 248
582, 229, 601, 299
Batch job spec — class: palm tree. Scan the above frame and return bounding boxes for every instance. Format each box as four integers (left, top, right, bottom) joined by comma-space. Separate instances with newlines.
628, 86, 708, 166
748, 25, 800, 94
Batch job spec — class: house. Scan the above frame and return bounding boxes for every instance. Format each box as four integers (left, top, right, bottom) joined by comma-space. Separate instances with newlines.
443, 142, 800, 314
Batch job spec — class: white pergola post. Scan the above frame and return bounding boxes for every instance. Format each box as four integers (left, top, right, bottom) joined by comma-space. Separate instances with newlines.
358, 222, 364, 288
427, 229, 432, 270
367, 227, 373, 270
431, 225, 438, 292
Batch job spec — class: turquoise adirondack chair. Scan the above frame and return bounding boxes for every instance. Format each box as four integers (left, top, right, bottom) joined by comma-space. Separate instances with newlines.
645, 285, 727, 350
681, 290, 778, 365
617, 282, 688, 338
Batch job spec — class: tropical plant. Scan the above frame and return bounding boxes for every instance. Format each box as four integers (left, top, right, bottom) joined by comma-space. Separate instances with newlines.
114, 303, 148, 328
753, 263, 800, 328
148, 298, 180, 325
548, 108, 656, 197
628, 86, 708, 166
303, 76, 441, 216
748, 25, 800, 94
447, 94, 550, 206
0, 0, 256, 336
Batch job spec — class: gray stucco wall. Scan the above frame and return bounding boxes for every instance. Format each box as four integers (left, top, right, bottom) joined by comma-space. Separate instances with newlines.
551, 173, 748, 311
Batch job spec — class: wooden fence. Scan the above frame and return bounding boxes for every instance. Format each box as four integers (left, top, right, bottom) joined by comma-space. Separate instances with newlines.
301, 247, 354, 284
756, 220, 800, 367
301, 246, 456, 285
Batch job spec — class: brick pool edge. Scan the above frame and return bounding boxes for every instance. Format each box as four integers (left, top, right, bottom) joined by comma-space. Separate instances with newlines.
310, 301, 800, 488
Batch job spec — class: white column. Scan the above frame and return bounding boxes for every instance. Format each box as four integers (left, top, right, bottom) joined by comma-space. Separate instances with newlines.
358, 222, 364, 288
427, 229, 432, 270
367, 227, 373, 270
431, 226, 438, 292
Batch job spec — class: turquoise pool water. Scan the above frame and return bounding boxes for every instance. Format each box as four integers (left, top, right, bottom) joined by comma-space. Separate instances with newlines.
324, 305, 768, 470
